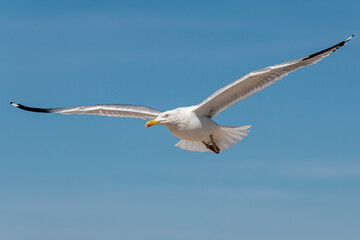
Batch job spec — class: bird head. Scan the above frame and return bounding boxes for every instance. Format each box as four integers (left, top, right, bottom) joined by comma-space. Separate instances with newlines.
145, 111, 177, 127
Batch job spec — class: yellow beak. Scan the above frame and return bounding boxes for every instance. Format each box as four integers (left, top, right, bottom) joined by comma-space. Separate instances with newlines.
145, 119, 160, 127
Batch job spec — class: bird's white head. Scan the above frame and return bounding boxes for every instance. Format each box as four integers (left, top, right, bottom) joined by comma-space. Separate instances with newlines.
145, 110, 179, 127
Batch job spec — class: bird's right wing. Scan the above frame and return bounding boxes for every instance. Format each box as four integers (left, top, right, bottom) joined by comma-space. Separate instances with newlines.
194, 35, 354, 118
10, 102, 162, 120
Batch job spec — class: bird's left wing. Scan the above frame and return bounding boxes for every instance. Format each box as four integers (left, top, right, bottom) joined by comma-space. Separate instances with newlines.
194, 35, 354, 118
10, 102, 162, 120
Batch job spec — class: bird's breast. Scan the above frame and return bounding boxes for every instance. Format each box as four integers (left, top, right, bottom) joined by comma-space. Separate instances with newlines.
168, 116, 217, 141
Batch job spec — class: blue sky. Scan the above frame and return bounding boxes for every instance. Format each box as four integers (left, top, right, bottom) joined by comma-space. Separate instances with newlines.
1, 1, 360, 239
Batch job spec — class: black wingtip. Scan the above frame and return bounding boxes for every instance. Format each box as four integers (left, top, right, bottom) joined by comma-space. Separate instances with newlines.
302, 35, 355, 61
346, 34, 355, 41
10, 102, 52, 113
10, 102, 20, 108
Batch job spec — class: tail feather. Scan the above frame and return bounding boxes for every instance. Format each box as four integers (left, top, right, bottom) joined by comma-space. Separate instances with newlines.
214, 125, 251, 151
175, 125, 251, 153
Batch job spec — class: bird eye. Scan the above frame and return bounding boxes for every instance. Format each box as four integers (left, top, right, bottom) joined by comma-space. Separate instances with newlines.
164, 114, 169, 118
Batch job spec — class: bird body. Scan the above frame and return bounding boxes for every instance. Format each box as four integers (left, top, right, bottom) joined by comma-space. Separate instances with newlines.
10, 35, 354, 153
155, 107, 217, 141
145, 107, 250, 153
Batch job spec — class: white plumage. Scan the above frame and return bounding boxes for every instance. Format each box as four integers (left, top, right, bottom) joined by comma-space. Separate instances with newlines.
10, 35, 354, 153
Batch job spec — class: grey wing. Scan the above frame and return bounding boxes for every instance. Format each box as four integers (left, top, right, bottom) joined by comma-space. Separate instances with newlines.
194, 35, 354, 118
10, 102, 162, 120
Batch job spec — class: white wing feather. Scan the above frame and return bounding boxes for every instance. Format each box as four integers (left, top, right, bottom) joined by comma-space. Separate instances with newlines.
195, 35, 354, 118
10, 102, 162, 120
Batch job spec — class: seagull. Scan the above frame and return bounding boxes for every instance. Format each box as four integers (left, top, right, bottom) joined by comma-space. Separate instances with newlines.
10, 35, 354, 154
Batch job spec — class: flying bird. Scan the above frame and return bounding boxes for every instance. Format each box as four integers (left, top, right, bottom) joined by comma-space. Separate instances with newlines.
10, 35, 354, 154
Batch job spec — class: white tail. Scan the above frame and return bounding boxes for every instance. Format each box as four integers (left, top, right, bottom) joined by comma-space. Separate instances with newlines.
213, 125, 251, 151
175, 125, 251, 153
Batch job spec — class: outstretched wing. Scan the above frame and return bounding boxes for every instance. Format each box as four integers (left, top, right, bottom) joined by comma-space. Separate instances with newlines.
194, 35, 354, 118
10, 102, 162, 120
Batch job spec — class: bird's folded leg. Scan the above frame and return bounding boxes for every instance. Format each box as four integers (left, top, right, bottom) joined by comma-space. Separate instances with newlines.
202, 135, 220, 154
